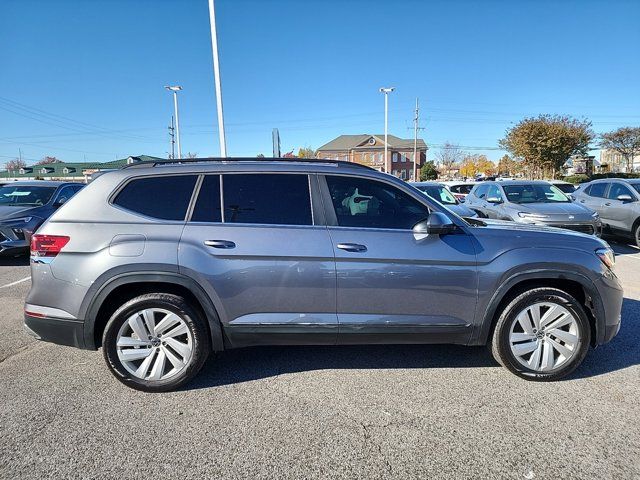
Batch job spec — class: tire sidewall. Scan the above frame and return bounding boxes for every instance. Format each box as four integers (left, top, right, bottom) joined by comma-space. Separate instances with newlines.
496, 289, 591, 380
103, 294, 210, 392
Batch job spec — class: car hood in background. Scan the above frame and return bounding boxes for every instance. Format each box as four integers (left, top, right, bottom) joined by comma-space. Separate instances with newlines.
447, 204, 477, 218
474, 218, 599, 239
0, 205, 35, 221
511, 201, 594, 218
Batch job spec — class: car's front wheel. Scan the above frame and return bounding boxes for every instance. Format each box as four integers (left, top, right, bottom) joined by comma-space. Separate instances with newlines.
103, 293, 210, 392
634, 222, 640, 248
490, 287, 591, 381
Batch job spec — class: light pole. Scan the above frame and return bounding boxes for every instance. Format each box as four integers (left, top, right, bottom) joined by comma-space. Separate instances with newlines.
165, 86, 182, 159
379, 87, 395, 173
208, 0, 227, 157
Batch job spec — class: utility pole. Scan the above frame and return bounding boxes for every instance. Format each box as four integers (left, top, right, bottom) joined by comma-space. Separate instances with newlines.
208, 0, 227, 157
168, 115, 176, 159
411, 98, 425, 181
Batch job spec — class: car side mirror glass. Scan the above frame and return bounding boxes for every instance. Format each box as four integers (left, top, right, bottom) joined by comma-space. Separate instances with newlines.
413, 212, 455, 236
486, 197, 502, 204
617, 194, 633, 202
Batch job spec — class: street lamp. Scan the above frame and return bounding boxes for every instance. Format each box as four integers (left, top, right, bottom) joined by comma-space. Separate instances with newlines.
165, 85, 182, 159
379, 87, 395, 173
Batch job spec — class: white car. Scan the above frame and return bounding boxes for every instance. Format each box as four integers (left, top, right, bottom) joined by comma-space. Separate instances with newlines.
439, 181, 476, 202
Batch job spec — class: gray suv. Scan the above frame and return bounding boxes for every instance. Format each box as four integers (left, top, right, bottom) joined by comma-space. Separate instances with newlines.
24, 159, 623, 392
465, 180, 600, 235
572, 178, 640, 247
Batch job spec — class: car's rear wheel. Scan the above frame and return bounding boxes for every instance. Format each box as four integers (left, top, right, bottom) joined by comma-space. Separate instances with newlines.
103, 293, 210, 392
490, 288, 591, 381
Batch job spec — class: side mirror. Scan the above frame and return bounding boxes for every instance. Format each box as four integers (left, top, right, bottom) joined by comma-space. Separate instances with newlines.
486, 197, 503, 204
413, 212, 456, 236
617, 194, 634, 202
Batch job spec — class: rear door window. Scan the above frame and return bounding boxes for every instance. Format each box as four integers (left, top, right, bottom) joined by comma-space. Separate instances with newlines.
222, 174, 312, 225
113, 175, 198, 221
588, 183, 608, 198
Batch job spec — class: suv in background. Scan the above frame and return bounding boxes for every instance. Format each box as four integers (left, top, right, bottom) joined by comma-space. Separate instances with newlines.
465, 180, 600, 235
0, 181, 84, 255
572, 178, 640, 247
24, 159, 622, 391
410, 181, 477, 218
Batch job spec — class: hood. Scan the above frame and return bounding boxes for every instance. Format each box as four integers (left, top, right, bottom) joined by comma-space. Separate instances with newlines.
448, 203, 477, 218
473, 217, 603, 241
0, 205, 35, 221
511, 201, 594, 218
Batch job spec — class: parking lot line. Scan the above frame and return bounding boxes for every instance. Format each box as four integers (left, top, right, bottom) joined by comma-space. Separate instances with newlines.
0, 276, 31, 289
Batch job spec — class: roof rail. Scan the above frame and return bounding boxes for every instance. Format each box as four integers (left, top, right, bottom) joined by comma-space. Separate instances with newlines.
121, 157, 377, 171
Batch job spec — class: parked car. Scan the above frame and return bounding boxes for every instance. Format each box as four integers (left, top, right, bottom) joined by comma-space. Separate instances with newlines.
439, 181, 475, 202
465, 180, 600, 235
24, 159, 622, 391
0, 181, 84, 255
550, 180, 577, 194
410, 182, 478, 218
572, 178, 640, 247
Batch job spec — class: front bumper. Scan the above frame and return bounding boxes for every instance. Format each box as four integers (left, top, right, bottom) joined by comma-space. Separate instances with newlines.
24, 312, 86, 349
0, 224, 31, 255
593, 270, 624, 345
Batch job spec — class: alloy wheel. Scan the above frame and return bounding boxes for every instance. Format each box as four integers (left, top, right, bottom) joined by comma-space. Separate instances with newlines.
116, 308, 193, 381
508, 302, 580, 372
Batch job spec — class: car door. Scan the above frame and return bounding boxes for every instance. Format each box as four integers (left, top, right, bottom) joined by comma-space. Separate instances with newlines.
577, 182, 609, 217
320, 174, 477, 345
603, 182, 636, 232
483, 184, 505, 219
178, 173, 338, 347
466, 184, 489, 216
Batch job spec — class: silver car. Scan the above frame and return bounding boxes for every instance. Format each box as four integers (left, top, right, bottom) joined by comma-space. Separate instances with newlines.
24, 159, 622, 391
409, 181, 477, 218
465, 180, 600, 235
572, 178, 640, 247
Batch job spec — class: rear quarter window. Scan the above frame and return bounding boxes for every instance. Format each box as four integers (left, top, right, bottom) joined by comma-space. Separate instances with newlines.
113, 175, 198, 220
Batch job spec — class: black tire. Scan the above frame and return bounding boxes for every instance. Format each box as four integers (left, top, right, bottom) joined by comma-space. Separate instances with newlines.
489, 287, 591, 381
103, 293, 210, 392
634, 222, 640, 248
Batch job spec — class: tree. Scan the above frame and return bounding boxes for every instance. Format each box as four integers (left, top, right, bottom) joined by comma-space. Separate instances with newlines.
419, 161, 438, 180
36, 156, 61, 165
297, 146, 316, 158
256, 153, 265, 158
475, 155, 496, 176
499, 115, 594, 179
599, 127, 640, 172
185, 152, 198, 159
5, 158, 26, 171
459, 155, 477, 178
282, 150, 296, 158
434, 142, 464, 171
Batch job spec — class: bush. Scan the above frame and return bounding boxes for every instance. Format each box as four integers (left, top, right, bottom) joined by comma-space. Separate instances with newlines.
420, 161, 438, 181
562, 174, 590, 184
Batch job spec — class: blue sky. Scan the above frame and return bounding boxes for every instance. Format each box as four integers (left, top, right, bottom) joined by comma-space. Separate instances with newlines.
1, 0, 639, 166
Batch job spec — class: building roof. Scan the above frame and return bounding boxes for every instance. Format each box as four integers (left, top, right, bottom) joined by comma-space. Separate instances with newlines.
317, 134, 427, 151
0, 155, 167, 179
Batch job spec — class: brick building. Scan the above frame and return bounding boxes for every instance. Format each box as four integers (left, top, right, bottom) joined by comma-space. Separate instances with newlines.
316, 134, 427, 180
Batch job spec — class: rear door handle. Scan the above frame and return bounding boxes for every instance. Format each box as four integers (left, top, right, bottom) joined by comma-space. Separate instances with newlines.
204, 240, 236, 249
579, 200, 585, 203
336, 243, 367, 252
604, 202, 611, 206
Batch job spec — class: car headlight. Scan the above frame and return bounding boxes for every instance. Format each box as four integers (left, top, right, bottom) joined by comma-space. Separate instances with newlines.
595, 247, 615, 270
2, 216, 33, 225
517, 212, 548, 219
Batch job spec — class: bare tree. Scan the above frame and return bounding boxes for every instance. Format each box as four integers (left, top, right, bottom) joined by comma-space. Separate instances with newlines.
599, 127, 640, 172
185, 152, 198, 159
36, 156, 61, 165
434, 142, 464, 171
5, 158, 26, 171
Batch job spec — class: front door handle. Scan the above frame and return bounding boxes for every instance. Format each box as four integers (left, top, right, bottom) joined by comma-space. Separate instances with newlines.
580, 200, 585, 203
204, 240, 236, 249
336, 243, 367, 252
604, 202, 611, 206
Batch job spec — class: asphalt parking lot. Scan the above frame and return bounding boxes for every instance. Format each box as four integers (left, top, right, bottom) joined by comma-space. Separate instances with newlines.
1, 241, 639, 479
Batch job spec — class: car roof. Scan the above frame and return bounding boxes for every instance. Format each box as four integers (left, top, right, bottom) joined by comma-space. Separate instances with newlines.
589, 178, 639, 184
0, 180, 80, 187
482, 180, 552, 186
410, 181, 442, 186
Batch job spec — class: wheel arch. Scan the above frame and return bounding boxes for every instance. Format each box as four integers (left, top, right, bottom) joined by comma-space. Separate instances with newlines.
476, 270, 604, 348
81, 269, 225, 352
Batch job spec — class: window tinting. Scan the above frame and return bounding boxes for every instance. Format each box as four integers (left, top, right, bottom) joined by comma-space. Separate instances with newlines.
191, 175, 222, 222
474, 184, 489, 199
502, 184, 569, 204
486, 185, 503, 201
607, 183, 633, 200
326, 175, 429, 230
114, 175, 198, 220
223, 174, 312, 225
588, 183, 608, 198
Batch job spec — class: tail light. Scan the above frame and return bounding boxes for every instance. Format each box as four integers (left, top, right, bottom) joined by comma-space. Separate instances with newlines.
30, 234, 70, 257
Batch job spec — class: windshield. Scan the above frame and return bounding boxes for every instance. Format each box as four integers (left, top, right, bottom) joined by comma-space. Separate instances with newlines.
0, 185, 56, 206
415, 185, 458, 205
553, 183, 576, 194
502, 184, 570, 204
